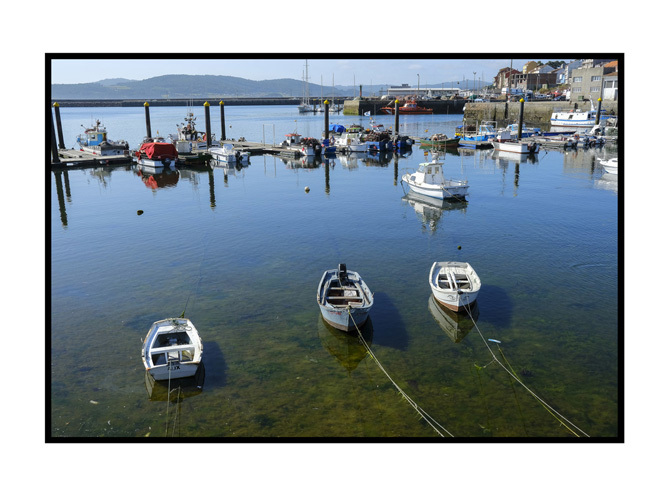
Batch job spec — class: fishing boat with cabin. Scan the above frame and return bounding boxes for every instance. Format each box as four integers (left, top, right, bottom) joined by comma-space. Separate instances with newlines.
76, 119, 129, 156
401, 155, 469, 200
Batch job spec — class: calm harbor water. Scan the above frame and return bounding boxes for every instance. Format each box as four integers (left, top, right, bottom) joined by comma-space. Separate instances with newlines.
50, 105, 619, 439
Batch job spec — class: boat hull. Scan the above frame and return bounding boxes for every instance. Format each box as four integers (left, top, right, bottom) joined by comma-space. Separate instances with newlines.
142, 318, 203, 381
402, 175, 469, 200
429, 261, 481, 313
491, 140, 539, 154
317, 267, 373, 332
148, 362, 201, 381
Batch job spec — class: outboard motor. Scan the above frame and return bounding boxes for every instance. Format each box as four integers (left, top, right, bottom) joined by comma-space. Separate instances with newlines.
338, 264, 348, 285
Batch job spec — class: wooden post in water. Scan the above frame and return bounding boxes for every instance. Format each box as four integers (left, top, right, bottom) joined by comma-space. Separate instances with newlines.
394, 99, 399, 138
50, 108, 60, 164
324, 99, 329, 145
518, 98, 525, 140
596, 97, 602, 125
144, 102, 152, 139
219, 101, 226, 141
53, 102, 65, 149
204, 102, 212, 148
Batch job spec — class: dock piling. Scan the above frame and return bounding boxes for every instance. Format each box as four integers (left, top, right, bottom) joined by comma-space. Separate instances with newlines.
204, 102, 212, 148
394, 100, 399, 138
53, 102, 65, 149
51, 109, 60, 164
596, 98, 602, 125
518, 99, 525, 139
324, 100, 329, 145
219, 101, 226, 141
144, 102, 152, 139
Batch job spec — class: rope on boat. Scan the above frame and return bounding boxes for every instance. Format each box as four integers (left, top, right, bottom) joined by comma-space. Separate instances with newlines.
348, 308, 454, 438
463, 304, 590, 438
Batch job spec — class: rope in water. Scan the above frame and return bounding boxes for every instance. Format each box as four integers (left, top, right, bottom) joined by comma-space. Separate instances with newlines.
348, 309, 454, 438
463, 304, 590, 438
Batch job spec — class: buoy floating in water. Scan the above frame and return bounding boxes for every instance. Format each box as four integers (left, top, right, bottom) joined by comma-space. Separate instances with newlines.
304, 187, 310, 193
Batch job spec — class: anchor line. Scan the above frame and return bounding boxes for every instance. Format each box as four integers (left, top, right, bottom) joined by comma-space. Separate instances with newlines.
347, 308, 454, 438
463, 304, 590, 438
182, 233, 213, 317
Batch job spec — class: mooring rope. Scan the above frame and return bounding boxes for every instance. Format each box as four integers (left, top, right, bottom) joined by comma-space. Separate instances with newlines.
182, 234, 213, 317
463, 304, 590, 438
348, 309, 454, 438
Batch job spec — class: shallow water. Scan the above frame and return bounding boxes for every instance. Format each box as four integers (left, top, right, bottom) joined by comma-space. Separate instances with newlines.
50, 105, 619, 439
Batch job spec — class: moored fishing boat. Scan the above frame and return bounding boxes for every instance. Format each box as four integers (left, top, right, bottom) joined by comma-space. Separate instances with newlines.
401, 156, 469, 200
317, 264, 374, 332
429, 261, 481, 312
134, 142, 178, 168
380, 99, 433, 115
550, 102, 615, 128
76, 119, 129, 156
141, 318, 204, 380
168, 110, 219, 152
490, 130, 540, 154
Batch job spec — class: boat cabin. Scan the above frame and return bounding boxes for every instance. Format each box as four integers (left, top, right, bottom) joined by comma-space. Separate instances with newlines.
412, 161, 445, 185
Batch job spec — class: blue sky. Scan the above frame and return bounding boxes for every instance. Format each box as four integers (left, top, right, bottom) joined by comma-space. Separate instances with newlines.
50, 56, 541, 86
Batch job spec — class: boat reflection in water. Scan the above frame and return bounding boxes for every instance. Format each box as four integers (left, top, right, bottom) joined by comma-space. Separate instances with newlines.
136, 165, 180, 189
402, 191, 467, 233
317, 315, 374, 373
144, 364, 205, 402
428, 295, 479, 343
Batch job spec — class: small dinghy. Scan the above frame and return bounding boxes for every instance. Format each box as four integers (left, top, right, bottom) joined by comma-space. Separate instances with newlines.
141, 318, 203, 380
317, 264, 374, 331
429, 261, 481, 312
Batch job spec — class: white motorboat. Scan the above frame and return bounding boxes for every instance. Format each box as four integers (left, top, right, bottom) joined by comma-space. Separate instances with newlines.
317, 264, 374, 332
335, 132, 367, 153
401, 156, 469, 200
598, 157, 618, 175
209, 143, 250, 164
550, 101, 614, 128
141, 318, 203, 380
429, 261, 481, 313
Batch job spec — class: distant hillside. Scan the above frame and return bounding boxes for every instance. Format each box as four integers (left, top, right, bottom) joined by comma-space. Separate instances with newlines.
51, 74, 492, 100
51, 74, 349, 100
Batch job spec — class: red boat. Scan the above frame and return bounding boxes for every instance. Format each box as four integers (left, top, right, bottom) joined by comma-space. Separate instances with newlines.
380, 99, 433, 115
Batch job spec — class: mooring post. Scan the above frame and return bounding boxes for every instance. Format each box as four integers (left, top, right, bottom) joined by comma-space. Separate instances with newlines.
596, 97, 602, 125
394, 99, 399, 139
518, 98, 525, 140
51, 108, 60, 164
324, 99, 329, 145
204, 102, 212, 148
53, 102, 65, 149
219, 101, 226, 141
144, 102, 152, 139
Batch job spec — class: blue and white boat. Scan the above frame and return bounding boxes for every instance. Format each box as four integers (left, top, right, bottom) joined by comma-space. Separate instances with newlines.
76, 119, 129, 156
502, 123, 542, 138
317, 264, 374, 332
550, 102, 614, 128
457, 122, 497, 148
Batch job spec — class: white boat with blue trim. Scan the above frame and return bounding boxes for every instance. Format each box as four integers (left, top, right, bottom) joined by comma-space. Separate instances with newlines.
141, 317, 203, 380
550, 102, 614, 128
76, 119, 129, 156
317, 264, 374, 332
209, 143, 250, 164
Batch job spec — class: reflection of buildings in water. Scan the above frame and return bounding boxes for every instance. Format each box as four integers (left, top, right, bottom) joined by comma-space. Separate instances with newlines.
144, 364, 205, 402
594, 172, 618, 194
317, 315, 373, 373
402, 191, 467, 233
428, 295, 479, 343
136, 165, 180, 189
561, 145, 616, 175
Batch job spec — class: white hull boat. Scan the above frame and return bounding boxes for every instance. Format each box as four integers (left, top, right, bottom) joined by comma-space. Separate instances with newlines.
491, 131, 540, 154
401, 157, 469, 200
209, 144, 250, 163
141, 318, 203, 380
598, 157, 618, 174
317, 264, 374, 332
429, 261, 481, 312
335, 133, 367, 153
76, 119, 129, 156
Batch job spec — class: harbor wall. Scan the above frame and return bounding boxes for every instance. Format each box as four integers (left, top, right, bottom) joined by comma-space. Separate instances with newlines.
461, 101, 619, 127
